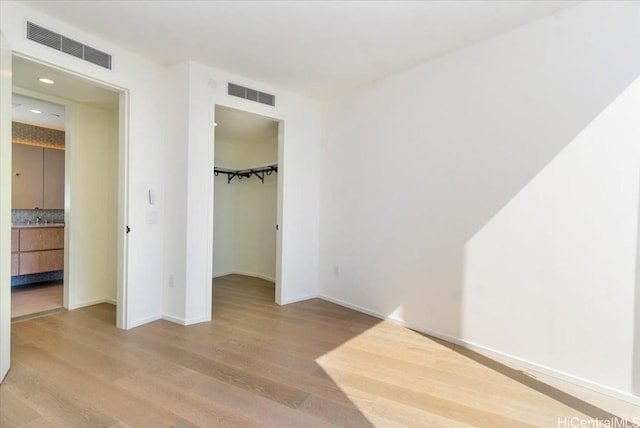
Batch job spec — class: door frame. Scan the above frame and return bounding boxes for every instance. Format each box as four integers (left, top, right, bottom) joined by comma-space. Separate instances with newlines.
3, 54, 130, 330
0, 30, 13, 383
211, 103, 284, 304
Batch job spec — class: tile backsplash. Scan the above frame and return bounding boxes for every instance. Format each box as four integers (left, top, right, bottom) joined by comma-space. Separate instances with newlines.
12, 209, 64, 225
13, 121, 65, 149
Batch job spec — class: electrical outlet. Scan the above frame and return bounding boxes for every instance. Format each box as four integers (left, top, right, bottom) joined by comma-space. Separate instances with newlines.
168, 274, 175, 288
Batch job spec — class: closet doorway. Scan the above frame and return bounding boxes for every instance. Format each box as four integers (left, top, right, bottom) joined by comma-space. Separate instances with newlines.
212, 106, 279, 305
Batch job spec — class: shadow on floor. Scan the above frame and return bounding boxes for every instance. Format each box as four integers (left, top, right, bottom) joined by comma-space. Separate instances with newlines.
425, 333, 639, 428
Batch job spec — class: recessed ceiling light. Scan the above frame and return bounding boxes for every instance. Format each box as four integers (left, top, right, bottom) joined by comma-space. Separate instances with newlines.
38, 78, 55, 84
30, 109, 42, 114
213, 122, 218, 127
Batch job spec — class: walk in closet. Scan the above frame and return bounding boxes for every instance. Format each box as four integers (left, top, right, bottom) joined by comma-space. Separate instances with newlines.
213, 106, 278, 283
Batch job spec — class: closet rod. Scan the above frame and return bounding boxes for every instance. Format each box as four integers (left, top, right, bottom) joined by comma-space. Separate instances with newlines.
214, 164, 278, 184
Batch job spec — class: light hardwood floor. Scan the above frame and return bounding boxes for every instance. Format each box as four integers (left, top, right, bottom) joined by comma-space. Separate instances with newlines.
11, 281, 64, 320
1, 274, 639, 427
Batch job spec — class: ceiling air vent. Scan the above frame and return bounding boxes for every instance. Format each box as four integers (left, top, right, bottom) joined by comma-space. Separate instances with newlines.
228, 82, 275, 107
27, 22, 112, 70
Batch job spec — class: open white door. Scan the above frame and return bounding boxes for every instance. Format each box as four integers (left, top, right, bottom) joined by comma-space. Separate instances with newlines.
0, 31, 12, 382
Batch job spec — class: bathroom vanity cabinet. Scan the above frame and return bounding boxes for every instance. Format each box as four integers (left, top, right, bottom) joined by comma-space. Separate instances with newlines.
11, 225, 64, 276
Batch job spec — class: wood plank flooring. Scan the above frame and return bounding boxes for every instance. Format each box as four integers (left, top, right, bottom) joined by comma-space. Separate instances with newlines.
11, 281, 64, 320
1, 274, 639, 427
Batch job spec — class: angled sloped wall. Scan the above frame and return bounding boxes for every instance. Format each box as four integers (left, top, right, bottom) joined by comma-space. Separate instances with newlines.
464, 76, 640, 398
319, 1, 640, 399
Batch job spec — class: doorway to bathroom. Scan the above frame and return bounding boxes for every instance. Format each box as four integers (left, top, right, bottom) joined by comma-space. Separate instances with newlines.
10, 56, 122, 322
10, 93, 66, 320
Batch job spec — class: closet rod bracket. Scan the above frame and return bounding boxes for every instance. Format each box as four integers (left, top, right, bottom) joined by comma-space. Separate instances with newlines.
214, 165, 278, 184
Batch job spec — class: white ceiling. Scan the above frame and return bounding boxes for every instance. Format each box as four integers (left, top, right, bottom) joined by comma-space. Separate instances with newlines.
12, 93, 66, 130
20, 0, 578, 99
11, 56, 119, 129
13, 56, 119, 108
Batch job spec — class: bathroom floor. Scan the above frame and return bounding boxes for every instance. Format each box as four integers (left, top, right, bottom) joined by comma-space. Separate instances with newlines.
11, 281, 64, 321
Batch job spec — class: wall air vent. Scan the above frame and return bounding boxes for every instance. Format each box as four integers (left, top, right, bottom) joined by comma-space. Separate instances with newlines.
228, 82, 275, 107
27, 22, 112, 70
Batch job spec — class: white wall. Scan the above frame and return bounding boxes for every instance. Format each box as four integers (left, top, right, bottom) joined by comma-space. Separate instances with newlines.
161, 62, 189, 323
106, 107, 118, 303
319, 1, 640, 400
234, 175, 277, 281
1, 0, 166, 328
160, 60, 321, 326
213, 173, 235, 276
213, 128, 278, 281
464, 76, 640, 397
2, 0, 322, 330
66, 103, 118, 307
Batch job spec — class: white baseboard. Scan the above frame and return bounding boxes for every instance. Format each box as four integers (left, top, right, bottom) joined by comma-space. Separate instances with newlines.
160, 313, 185, 325
212, 271, 235, 279
183, 315, 211, 325
319, 294, 393, 320
160, 313, 211, 326
281, 293, 319, 305
69, 297, 116, 310
213, 270, 275, 283
318, 294, 640, 406
127, 314, 162, 329
453, 337, 640, 406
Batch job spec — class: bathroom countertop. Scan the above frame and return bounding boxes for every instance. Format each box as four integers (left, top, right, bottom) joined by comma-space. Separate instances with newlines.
12, 223, 65, 229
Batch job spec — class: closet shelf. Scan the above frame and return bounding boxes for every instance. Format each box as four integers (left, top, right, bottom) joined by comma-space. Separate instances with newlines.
214, 164, 278, 184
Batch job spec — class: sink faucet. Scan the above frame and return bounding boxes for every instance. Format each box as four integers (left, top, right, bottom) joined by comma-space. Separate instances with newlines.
35, 216, 42, 224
